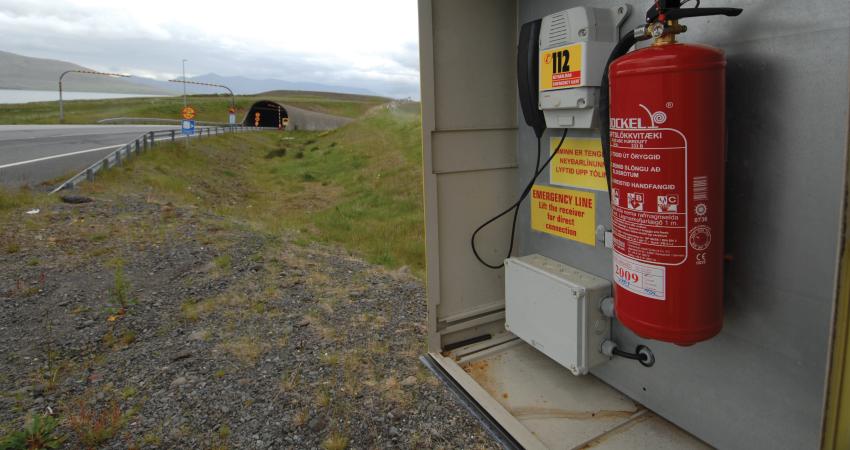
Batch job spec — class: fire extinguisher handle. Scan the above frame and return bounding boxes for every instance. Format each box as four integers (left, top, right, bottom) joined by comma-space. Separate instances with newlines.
647, 7, 743, 23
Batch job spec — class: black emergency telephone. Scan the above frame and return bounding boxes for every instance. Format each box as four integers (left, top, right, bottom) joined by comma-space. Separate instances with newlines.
517, 19, 546, 139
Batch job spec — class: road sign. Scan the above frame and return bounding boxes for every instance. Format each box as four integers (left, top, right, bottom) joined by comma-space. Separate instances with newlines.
182, 106, 196, 120
182, 119, 195, 136
228, 112, 236, 125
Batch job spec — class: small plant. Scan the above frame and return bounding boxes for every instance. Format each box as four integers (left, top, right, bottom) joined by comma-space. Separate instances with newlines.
180, 300, 201, 322
109, 261, 131, 310
120, 386, 137, 400
218, 336, 268, 365
319, 352, 339, 366
292, 410, 308, 427
279, 369, 300, 392
314, 387, 331, 408
208, 424, 231, 450
141, 432, 161, 446
67, 399, 125, 448
5, 242, 20, 254
103, 328, 135, 350
322, 432, 349, 450
294, 150, 305, 159
301, 173, 316, 182
0, 415, 63, 450
89, 233, 109, 242
213, 254, 232, 271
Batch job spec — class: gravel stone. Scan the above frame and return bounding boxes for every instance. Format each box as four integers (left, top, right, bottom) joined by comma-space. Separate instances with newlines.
0, 194, 496, 449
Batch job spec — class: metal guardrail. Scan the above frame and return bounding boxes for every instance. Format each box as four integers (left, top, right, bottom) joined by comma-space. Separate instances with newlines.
51, 125, 266, 194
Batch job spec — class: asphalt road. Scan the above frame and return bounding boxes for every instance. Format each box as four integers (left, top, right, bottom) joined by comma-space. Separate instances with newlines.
0, 125, 179, 187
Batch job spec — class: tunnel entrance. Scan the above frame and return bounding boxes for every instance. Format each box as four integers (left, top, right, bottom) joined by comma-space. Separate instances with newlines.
244, 100, 288, 128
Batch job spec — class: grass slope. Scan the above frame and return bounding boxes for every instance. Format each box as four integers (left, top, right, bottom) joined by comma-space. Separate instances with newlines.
0, 91, 389, 125
37, 103, 426, 275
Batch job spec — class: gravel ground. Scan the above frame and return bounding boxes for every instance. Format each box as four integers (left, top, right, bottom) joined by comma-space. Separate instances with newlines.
0, 195, 495, 449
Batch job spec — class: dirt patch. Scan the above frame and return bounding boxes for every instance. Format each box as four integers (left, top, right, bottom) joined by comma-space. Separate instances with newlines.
0, 195, 494, 449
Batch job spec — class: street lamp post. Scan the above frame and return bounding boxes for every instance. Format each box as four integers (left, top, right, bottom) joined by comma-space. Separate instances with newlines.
167, 79, 237, 124
58, 70, 130, 122
182, 59, 188, 108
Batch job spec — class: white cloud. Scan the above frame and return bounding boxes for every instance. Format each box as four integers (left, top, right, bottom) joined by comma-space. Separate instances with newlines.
0, 0, 421, 98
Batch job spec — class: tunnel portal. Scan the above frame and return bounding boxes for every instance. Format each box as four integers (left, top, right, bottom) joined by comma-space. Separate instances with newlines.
244, 100, 288, 128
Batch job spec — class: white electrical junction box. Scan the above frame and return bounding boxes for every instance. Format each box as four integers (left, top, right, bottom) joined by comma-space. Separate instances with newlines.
538, 5, 629, 129
505, 254, 611, 375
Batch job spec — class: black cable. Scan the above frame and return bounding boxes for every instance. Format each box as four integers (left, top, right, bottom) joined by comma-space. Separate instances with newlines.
471, 128, 569, 269
612, 344, 655, 367
600, 32, 639, 200
612, 348, 646, 361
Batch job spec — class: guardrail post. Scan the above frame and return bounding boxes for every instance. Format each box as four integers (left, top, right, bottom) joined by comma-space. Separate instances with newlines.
102, 158, 109, 171
149, 131, 155, 148
86, 168, 94, 182
171, 130, 176, 142
116, 148, 122, 165
134, 139, 140, 155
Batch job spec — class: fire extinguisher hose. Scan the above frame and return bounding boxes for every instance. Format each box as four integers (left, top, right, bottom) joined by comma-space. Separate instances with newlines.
600, 32, 640, 200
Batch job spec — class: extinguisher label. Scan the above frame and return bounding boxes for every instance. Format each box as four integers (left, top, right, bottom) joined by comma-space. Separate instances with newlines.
610, 126, 688, 266
614, 253, 666, 301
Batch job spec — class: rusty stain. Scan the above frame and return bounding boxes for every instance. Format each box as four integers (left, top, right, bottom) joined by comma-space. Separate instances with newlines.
462, 359, 489, 374
502, 393, 509, 399
461, 358, 500, 398
511, 406, 636, 421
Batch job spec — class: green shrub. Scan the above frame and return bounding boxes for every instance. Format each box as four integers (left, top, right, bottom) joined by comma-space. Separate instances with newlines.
0, 415, 63, 450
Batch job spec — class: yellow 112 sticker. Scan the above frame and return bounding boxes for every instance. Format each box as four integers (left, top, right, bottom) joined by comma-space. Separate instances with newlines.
539, 42, 585, 91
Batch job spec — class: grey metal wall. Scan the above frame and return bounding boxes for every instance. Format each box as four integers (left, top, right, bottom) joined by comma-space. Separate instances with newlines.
516, 1, 849, 449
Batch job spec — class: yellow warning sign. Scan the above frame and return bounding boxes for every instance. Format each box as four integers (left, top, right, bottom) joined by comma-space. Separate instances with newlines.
539, 42, 584, 91
530, 185, 596, 246
550, 137, 608, 191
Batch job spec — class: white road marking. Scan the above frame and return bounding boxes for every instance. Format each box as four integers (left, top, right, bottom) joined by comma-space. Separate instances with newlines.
0, 135, 183, 170
0, 144, 122, 170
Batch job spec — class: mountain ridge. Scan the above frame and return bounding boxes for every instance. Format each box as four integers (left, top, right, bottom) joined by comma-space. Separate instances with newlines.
0, 50, 375, 97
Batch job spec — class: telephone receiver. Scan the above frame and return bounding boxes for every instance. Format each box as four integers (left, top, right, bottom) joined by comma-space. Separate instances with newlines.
517, 19, 546, 139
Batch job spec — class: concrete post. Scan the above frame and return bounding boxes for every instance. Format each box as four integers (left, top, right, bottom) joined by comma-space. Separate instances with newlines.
135, 139, 140, 155
86, 168, 94, 182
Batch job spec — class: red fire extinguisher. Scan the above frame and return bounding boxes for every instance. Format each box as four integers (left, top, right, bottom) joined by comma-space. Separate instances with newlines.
601, 1, 742, 346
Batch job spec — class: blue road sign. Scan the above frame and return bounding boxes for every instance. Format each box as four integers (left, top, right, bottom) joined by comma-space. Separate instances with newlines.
182, 119, 195, 136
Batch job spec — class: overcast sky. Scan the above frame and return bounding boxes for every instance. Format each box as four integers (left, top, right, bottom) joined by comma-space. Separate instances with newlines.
0, 0, 421, 98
